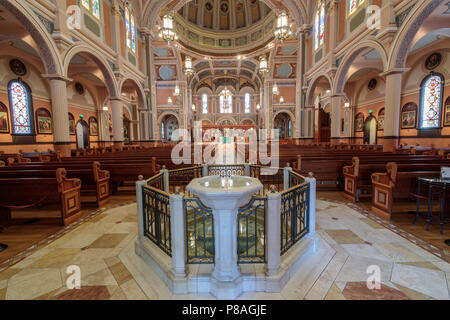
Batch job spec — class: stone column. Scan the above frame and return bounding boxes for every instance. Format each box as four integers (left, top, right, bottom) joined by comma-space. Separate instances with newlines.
264, 81, 271, 133
382, 71, 404, 151
327, 0, 339, 68
45, 75, 72, 157
330, 94, 343, 145
295, 31, 304, 139
110, 99, 124, 149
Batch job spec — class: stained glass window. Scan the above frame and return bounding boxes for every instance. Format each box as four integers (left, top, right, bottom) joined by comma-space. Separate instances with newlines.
244, 93, 251, 113
92, 0, 100, 19
348, 0, 366, 15
9, 81, 33, 135
81, 0, 90, 10
82, 0, 100, 19
288, 119, 292, 137
125, 5, 137, 53
314, 1, 325, 50
202, 94, 208, 114
220, 89, 232, 114
420, 74, 443, 129
161, 121, 165, 139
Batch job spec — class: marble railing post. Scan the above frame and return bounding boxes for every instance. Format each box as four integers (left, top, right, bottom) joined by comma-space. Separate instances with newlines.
305, 175, 316, 235
170, 189, 187, 278
45, 76, 72, 157
244, 163, 250, 177
266, 189, 281, 276
202, 164, 208, 177
161, 168, 170, 193
136, 178, 146, 239
284, 165, 292, 190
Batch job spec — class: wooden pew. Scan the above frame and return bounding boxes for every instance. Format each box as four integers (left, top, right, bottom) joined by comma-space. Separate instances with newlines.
370, 162, 441, 220
0, 168, 82, 226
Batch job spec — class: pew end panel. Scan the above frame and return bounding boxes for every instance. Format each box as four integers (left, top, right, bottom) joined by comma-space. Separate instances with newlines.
370, 162, 398, 220
343, 157, 359, 202
93, 162, 110, 207
56, 168, 82, 226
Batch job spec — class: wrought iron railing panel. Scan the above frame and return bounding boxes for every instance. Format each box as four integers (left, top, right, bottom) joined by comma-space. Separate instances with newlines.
237, 197, 267, 264
169, 166, 202, 194
280, 182, 310, 255
184, 197, 215, 264
147, 173, 164, 190
289, 171, 306, 189
142, 186, 172, 256
208, 165, 245, 177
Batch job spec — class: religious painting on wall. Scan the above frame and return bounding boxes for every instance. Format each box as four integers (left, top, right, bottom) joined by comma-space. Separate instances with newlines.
36, 108, 52, 134
354, 113, 364, 132
89, 116, 98, 136
401, 102, 417, 129
0, 103, 9, 133
425, 52, 442, 70
368, 78, 377, 91
68, 113, 75, 135
378, 108, 385, 131
9, 59, 27, 76
444, 97, 450, 127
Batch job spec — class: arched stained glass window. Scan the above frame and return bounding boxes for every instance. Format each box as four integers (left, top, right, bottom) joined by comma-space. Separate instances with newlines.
81, 0, 90, 10
419, 73, 444, 129
220, 89, 232, 114
244, 93, 251, 113
92, 0, 100, 19
202, 94, 208, 114
8, 80, 33, 135
125, 5, 137, 53
82, 0, 101, 19
348, 0, 366, 15
314, 1, 325, 50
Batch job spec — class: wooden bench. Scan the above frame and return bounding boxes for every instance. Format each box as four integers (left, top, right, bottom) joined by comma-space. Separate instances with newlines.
0, 168, 82, 226
370, 162, 441, 220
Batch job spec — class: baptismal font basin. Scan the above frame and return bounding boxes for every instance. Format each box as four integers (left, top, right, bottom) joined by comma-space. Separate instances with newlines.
187, 175, 263, 299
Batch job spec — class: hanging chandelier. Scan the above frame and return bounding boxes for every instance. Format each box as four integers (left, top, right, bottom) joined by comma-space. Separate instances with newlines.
273, 83, 279, 96
158, 14, 178, 41
274, 11, 292, 41
258, 55, 269, 76
183, 56, 195, 77
174, 84, 180, 96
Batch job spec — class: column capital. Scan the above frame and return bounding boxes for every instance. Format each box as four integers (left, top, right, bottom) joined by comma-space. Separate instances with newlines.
330, 93, 346, 98
379, 68, 410, 77
329, 0, 340, 14
41, 74, 73, 83
300, 24, 312, 35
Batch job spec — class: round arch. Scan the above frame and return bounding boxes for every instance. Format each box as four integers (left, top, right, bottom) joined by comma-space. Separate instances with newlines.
216, 116, 237, 125
62, 44, 119, 99
240, 118, 256, 125
0, 0, 63, 75
157, 111, 180, 140
306, 73, 333, 106
388, 0, 446, 70
118, 76, 146, 109
333, 39, 388, 94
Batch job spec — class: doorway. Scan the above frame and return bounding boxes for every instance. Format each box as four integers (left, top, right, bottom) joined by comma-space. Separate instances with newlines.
363, 115, 377, 144
76, 120, 89, 149
318, 108, 331, 143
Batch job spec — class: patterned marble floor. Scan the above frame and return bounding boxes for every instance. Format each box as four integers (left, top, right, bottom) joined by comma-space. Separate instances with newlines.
0, 200, 449, 300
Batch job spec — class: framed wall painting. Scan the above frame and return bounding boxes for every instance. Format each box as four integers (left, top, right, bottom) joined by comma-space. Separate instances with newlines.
0, 102, 9, 133
377, 108, 385, 131
89, 116, 98, 136
401, 102, 417, 129
69, 112, 75, 135
444, 97, 450, 127
35, 108, 52, 134
355, 113, 364, 132
425, 52, 442, 70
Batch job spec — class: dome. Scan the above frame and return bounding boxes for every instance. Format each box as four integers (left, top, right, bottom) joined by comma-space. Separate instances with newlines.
174, 0, 275, 54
